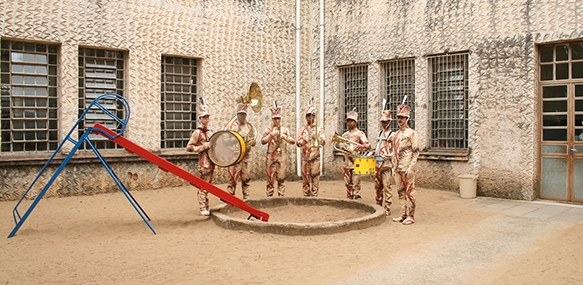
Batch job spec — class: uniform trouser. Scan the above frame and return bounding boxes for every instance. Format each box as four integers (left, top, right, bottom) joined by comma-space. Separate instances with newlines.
343, 168, 361, 199
374, 167, 393, 210
197, 167, 214, 211
301, 158, 321, 197
266, 158, 287, 197
393, 170, 416, 218
227, 160, 251, 199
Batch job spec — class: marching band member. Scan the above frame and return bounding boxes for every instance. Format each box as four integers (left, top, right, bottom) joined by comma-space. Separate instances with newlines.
261, 102, 295, 197
185, 98, 214, 216
296, 101, 326, 197
392, 104, 419, 225
226, 102, 256, 200
342, 109, 370, 200
374, 108, 395, 216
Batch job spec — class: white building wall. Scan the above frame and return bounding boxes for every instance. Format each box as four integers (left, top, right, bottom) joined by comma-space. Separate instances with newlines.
1, 0, 583, 200
315, 0, 583, 199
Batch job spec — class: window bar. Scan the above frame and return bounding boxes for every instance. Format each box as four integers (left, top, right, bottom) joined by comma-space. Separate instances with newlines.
341, 65, 368, 134
160, 56, 198, 149
382, 59, 415, 130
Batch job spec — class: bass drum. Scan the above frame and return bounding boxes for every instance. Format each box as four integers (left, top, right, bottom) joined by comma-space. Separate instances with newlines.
208, 130, 247, 167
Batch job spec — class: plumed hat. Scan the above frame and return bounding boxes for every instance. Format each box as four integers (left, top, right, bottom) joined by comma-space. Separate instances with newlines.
270, 101, 282, 118
236, 102, 248, 114
197, 98, 210, 117
380, 110, 392, 121
305, 98, 316, 116
346, 108, 358, 122
397, 104, 411, 118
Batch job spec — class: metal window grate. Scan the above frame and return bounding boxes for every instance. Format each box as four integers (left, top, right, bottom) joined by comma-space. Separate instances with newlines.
78, 47, 126, 149
340, 65, 368, 134
160, 56, 198, 149
429, 53, 469, 149
1, 40, 59, 152
381, 59, 415, 129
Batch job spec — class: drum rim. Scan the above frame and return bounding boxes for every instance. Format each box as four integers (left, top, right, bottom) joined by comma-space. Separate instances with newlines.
208, 130, 246, 167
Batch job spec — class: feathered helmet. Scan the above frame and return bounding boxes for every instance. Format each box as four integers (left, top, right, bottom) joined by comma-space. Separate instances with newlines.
346, 107, 358, 122
197, 98, 210, 118
270, 101, 282, 118
397, 95, 411, 118
397, 105, 411, 118
236, 96, 248, 115
380, 99, 392, 121
305, 98, 316, 116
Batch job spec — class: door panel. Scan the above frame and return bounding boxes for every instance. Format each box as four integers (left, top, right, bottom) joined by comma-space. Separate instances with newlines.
539, 42, 583, 202
541, 157, 568, 199
574, 158, 583, 200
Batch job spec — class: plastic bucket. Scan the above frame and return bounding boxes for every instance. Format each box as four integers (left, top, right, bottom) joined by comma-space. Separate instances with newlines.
458, 174, 478, 199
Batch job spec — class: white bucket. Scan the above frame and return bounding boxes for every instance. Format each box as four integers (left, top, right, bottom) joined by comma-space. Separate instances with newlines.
458, 174, 478, 199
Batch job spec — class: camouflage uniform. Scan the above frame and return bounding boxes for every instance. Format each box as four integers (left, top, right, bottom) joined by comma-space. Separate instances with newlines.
186, 101, 214, 215
342, 110, 370, 199
260, 105, 295, 197
374, 109, 394, 215
392, 104, 419, 225
296, 103, 326, 197
227, 103, 256, 199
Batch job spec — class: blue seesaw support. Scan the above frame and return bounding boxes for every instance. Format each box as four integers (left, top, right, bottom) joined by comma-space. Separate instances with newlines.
7, 94, 154, 238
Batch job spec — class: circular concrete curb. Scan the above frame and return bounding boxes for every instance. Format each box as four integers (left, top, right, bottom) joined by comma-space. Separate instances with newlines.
210, 197, 386, 235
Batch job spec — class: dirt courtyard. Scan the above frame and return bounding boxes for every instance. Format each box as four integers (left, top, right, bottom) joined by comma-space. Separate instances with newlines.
1, 179, 583, 284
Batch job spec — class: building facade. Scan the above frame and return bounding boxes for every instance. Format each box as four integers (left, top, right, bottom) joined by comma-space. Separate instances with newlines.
1, 0, 582, 202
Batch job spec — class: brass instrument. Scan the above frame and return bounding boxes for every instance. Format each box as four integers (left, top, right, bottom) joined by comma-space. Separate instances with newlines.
309, 124, 322, 149
208, 83, 262, 167
224, 82, 263, 142
332, 132, 364, 156
275, 125, 282, 153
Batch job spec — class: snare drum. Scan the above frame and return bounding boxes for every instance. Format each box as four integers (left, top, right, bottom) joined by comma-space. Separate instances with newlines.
208, 130, 247, 167
353, 157, 376, 175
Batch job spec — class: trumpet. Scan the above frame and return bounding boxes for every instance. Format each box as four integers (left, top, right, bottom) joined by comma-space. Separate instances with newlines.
308, 124, 322, 149
332, 132, 365, 156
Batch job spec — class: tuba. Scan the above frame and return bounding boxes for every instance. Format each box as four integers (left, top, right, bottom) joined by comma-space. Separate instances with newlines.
208, 83, 263, 167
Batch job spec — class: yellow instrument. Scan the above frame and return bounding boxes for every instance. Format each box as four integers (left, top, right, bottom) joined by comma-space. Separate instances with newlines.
353, 157, 376, 175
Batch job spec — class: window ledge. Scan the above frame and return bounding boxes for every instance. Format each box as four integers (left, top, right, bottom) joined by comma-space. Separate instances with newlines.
419, 149, 470, 161
0, 149, 198, 167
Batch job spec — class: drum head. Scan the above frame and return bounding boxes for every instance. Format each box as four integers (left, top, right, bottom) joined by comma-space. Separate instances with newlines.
208, 130, 247, 167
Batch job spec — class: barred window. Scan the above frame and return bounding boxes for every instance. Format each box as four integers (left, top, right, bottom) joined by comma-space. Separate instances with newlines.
428, 53, 469, 149
160, 56, 198, 149
1, 40, 59, 152
380, 58, 415, 129
340, 65, 368, 134
78, 47, 126, 149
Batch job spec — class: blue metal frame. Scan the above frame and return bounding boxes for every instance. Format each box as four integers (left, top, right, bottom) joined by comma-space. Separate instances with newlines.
8, 94, 156, 238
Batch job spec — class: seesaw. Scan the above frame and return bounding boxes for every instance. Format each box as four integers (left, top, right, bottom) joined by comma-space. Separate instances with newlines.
8, 94, 269, 238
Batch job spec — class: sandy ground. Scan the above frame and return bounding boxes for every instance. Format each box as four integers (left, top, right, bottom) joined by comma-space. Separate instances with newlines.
1, 179, 583, 284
